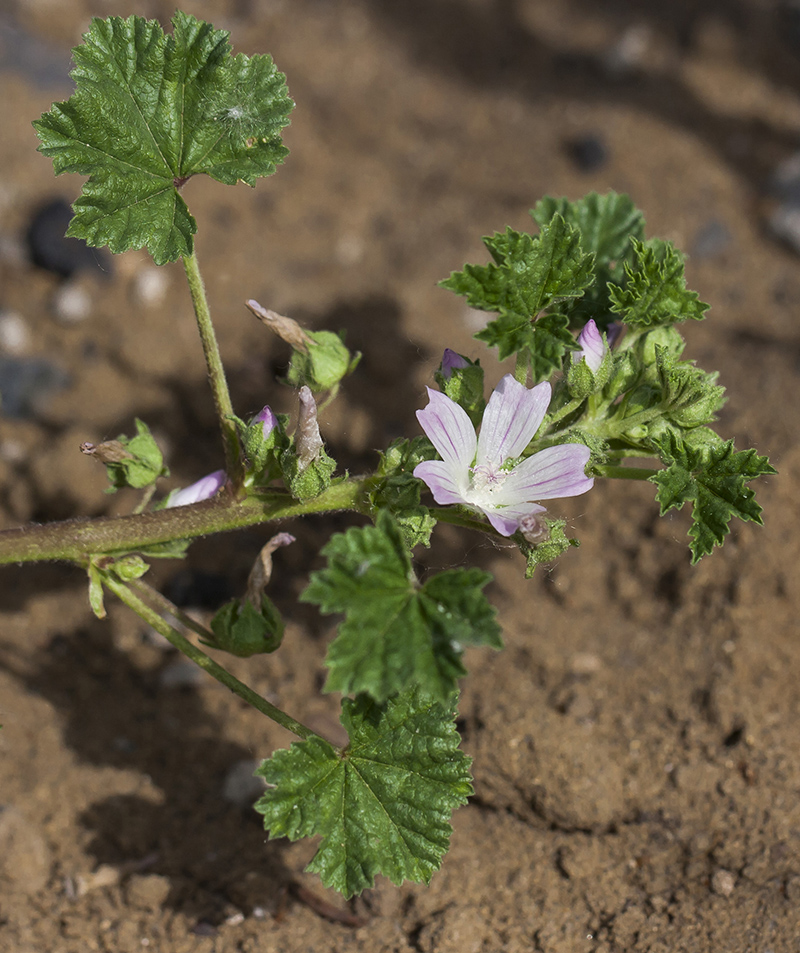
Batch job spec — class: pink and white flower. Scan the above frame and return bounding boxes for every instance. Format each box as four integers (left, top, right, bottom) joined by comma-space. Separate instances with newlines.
414, 374, 594, 536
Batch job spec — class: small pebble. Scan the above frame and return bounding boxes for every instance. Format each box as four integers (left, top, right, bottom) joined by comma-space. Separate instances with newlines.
0, 311, 32, 355
222, 759, 266, 808
767, 203, 800, 254
0, 356, 69, 419
566, 134, 609, 173
133, 266, 169, 307
711, 868, 736, 897
25, 198, 110, 278
52, 280, 93, 324
690, 220, 732, 259
158, 658, 205, 689
164, 569, 234, 610
602, 25, 650, 75
126, 873, 171, 910
0, 806, 51, 895
569, 652, 603, 676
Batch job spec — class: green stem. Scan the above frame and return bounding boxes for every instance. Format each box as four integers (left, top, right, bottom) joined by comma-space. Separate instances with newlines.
105, 575, 322, 743
545, 396, 585, 429
182, 250, 243, 485
0, 478, 372, 566
130, 577, 218, 644
592, 464, 659, 480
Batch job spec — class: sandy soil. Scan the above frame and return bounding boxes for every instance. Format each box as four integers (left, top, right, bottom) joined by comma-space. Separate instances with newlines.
1, 1, 799, 951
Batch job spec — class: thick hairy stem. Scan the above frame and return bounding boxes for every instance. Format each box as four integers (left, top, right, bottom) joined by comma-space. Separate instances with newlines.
0, 479, 372, 566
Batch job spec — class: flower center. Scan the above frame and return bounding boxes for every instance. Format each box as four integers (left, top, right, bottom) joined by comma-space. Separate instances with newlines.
469, 462, 506, 495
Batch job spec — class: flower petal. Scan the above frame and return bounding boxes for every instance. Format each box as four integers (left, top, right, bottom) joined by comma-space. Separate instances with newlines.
574, 319, 605, 374
414, 460, 468, 504
477, 375, 551, 465
482, 501, 546, 536
416, 388, 477, 471
499, 444, 593, 501
167, 469, 226, 507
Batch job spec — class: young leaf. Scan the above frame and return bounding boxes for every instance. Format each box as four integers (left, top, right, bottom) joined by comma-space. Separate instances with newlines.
650, 432, 776, 562
441, 216, 594, 378
302, 511, 501, 703
609, 238, 709, 328
532, 191, 644, 271
532, 192, 645, 328
254, 687, 473, 898
34, 13, 293, 264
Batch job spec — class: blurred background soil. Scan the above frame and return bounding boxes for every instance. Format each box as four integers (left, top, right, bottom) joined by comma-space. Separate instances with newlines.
1, 1, 799, 950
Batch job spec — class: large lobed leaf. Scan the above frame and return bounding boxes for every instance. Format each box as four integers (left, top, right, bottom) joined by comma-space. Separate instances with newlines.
650, 432, 776, 562
302, 511, 501, 703
255, 688, 473, 898
34, 13, 293, 264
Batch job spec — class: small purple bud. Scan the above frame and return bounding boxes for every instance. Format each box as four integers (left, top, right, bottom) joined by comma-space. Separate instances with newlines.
441, 348, 469, 380
252, 405, 278, 437
167, 469, 226, 508
574, 320, 606, 374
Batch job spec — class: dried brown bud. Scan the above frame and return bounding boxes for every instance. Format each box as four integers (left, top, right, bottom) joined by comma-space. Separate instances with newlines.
245, 532, 296, 606
246, 299, 312, 352
295, 386, 324, 471
80, 440, 132, 464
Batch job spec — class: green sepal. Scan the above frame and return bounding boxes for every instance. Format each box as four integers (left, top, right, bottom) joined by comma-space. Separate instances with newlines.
33, 13, 293, 264
207, 594, 284, 657
87, 562, 106, 619
280, 446, 336, 502
103, 419, 167, 492
254, 686, 473, 898
434, 356, 485, 426
134, 538, 191, 559
517, 519, 579, 578
609, 238, 709, 328
302, 511, 501, 703
650, 432, 776, 562
285, 330, 360, 395
232, 412, 288, 483
108, 554, 150, 582
370, 437, 438, 549
566, 337, 612, 400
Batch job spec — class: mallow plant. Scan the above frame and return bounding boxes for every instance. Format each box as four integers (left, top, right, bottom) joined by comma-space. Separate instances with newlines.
0, 13, 775, 900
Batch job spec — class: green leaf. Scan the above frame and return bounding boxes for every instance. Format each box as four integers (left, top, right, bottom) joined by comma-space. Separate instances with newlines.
477, 310, 577, 383
532, 191, 644, 271
531, 192, 645, 328
302, 511, 501, 703
34, 13, 293, 264
441, 215, 594, 376
650, 432, 776, 562
254, 687, 473, 898
609, 238, 709, 328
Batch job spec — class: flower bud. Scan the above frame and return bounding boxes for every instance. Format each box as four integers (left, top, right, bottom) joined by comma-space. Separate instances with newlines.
574, 319, 605, 374
166, 469, 226, 507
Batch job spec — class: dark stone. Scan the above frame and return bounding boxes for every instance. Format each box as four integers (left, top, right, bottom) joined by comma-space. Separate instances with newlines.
163, 569, 234, 610
0, 356, 69, 419
565, 134, 609, 173
25, 198, 111, 279
690, 220, 732, 259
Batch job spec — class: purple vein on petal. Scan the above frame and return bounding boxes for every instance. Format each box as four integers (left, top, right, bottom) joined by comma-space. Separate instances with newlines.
477, 376, 551, 464
416, 388, 477, 469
